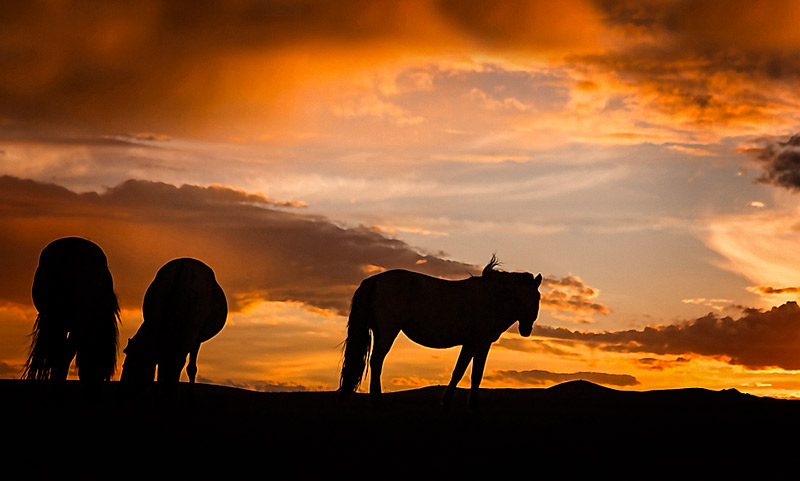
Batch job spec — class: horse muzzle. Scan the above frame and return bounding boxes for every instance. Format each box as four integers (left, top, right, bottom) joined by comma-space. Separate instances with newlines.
519, 323, 533, 337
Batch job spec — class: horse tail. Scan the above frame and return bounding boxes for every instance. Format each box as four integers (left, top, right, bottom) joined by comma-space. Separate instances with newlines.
23, 292, 121, 382
22, 312, 61, 380
338, 279, 375, 399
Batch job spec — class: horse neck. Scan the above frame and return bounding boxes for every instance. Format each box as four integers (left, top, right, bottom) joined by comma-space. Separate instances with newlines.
121, 329, 157, 385
127, 326, 158, 364
481, 275, 521, 331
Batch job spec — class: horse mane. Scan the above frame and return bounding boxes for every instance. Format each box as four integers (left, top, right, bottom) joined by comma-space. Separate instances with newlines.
481, 254, 502, 277
480, 254, 538, 285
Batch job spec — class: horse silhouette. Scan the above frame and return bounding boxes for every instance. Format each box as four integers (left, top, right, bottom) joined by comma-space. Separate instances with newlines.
121, 258, 227, 391
23, 237, 121, 383
339, 256, 542, 409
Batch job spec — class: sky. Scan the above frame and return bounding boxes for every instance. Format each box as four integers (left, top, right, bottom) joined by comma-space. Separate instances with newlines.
4, 0, 800, 397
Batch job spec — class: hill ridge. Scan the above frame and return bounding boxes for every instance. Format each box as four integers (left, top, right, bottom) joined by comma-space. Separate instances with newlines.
1, 378, 798, 475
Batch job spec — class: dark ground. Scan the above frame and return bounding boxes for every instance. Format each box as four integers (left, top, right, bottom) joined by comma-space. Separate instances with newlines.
2, 379, 797, 477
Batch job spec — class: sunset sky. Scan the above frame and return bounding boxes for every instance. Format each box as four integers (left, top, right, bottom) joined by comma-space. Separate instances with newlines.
5, 0, 800, 397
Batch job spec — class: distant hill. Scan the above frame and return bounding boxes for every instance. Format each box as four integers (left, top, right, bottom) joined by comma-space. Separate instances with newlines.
2, 379, 797, 476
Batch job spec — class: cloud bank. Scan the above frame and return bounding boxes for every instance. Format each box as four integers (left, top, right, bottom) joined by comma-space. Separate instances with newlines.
532, 301, 800, 370
0, 0, 604, 137
4, 0, 800, 141
1, 175, 610, 320
0, 175, 475, 314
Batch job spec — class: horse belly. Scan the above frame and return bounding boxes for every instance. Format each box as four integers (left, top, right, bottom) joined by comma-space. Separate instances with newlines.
402, 329, 460, 349
401, 312, 464, 349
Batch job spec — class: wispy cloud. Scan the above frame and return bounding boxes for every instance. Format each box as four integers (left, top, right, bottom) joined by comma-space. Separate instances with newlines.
681, 298, 735, 311
702, 207, 800, 295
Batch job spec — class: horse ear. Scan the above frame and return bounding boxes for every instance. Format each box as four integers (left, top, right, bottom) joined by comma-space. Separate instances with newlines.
534, 273, 543, 287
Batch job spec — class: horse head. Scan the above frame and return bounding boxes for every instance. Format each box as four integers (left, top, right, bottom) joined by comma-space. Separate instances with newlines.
515, 272, 542, 336
120, 335, 156, 390
482, 256, 542, 337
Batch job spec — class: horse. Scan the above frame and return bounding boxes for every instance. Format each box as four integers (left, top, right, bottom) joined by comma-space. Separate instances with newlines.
121, 258, 227, 392
23, 237, 121, 383
338, 256, 542, 409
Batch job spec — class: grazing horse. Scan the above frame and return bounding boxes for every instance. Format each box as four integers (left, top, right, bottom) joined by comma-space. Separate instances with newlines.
121, 258, 227, 391
339, 256, 542, 409
23, 237, 120, 383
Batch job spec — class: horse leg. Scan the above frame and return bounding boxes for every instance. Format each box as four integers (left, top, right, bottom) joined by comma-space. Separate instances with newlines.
55, 335, 77, 381
187, 343, 200, 384
468, 345, 491, 411
369, 329, 398, 407
155, 354, 185, 397
441, 346, 473, 409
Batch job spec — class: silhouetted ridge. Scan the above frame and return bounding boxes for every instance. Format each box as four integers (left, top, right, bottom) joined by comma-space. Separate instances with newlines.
545, 379, 621, 397
3, 379, 798, 477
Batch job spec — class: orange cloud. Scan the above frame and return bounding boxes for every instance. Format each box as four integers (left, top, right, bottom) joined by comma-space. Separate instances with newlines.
541, 274, 610, 318
0, 1, 608, 138
3, 0, 799, 147
752, 286, 800, 296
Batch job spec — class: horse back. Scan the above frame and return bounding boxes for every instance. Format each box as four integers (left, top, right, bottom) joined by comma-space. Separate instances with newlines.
364, 270, 490, 347
32, 237, 114, 315
143, 258, 227, 355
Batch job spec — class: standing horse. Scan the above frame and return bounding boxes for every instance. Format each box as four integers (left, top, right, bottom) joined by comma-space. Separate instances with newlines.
23, 237, 120, 383
121, 258, 227, 391
339, 256, 542, 409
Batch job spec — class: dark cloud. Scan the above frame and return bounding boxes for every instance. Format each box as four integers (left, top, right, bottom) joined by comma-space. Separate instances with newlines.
636, 356, 690, 371
532, 301, 800, 370
747, 134, 800, 191
752, 285, 800, 295
1, 175, 604, 319
576, 1, 800, 130
598, 0, 800, 61
0, 175, 475, 314
497, 337, 581, 357
486, 368, 639, 387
